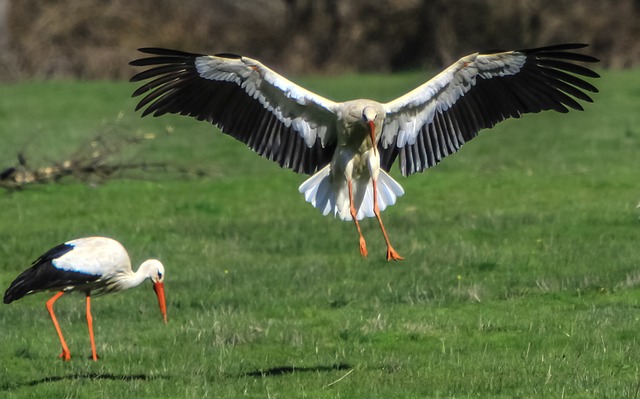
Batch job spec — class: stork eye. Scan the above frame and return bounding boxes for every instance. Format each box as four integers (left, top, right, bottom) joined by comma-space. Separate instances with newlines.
157, 271, 163, 280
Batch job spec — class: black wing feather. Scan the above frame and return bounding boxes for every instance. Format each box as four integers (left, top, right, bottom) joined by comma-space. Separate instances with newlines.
380, 44, 599, 176
3, 243, 100, 303
130, 49, 335, 175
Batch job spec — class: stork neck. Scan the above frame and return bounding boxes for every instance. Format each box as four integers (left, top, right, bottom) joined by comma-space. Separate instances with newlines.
117, 263, 153, 291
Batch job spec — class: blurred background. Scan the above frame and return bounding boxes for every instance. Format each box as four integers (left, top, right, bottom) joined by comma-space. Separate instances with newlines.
0, 0, 638, 82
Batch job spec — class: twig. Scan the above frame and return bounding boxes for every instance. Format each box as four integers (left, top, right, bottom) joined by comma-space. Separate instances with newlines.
0, 127, 208, 190
322, 368, 354, 389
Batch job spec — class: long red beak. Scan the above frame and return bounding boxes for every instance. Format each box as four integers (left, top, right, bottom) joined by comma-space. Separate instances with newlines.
368, 120, 377, 155
153, 281, 167, 324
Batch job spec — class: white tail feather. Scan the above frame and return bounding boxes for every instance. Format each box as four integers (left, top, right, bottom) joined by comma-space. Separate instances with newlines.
299, 166, 404, 222
299, 165, 334, 216
377, 170, 405, 210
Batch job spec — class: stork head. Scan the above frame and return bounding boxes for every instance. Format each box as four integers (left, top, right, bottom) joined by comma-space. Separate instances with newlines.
362, 105, 379, 153
142, 259, 167, 324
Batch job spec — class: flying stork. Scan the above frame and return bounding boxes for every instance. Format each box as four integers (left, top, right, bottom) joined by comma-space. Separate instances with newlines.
129, 43, 599, 260
3, 237, 167, 361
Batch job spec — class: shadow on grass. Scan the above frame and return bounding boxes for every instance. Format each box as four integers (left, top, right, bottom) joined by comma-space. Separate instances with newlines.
1, 373, 169, 391
242, 363, 351, 378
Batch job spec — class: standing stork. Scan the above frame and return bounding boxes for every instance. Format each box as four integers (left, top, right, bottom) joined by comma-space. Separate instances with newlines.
129, 44, 599, 260
3, 237, 167, 361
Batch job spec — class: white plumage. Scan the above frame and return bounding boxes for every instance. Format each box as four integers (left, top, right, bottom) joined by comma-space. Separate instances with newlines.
130, 44, 599, 260
3, 237, 167, 361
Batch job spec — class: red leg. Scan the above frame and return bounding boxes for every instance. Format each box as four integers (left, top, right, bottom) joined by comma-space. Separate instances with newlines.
86, 295, 98, 361
46, 292, 71, 361
372, 179, 403, 261
348, 180, 368, 257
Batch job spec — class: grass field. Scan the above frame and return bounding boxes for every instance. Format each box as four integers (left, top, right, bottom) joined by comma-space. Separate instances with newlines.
0, 69, 639, 398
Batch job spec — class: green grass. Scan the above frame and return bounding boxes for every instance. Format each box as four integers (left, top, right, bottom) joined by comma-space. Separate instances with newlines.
1, 70, 639, 398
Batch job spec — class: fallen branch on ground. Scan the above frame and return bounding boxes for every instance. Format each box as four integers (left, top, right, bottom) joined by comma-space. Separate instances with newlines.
0, 126, 207, 190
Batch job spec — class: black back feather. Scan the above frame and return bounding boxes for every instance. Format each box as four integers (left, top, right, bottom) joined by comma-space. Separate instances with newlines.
3, 243, 100, 304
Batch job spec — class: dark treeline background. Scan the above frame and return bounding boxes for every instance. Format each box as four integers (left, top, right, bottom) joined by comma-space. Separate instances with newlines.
0, 0, 638, 81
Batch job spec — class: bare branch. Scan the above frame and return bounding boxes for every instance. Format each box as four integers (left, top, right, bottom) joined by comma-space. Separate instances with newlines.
0, 126, 208, 190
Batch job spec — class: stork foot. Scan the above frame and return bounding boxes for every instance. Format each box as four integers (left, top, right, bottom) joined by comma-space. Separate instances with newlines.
89, 353, 100, 361
359, 237, 368, 258
58, 350, 71, 361
386, 246, 404, 261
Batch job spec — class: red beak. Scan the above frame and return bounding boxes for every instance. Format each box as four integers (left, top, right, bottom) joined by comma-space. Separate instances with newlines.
153, 281, 167, 324
368, 120, 377, 155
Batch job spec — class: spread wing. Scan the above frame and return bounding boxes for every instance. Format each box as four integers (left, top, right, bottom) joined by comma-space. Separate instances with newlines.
379, 43, 599, 176
130, 48, 340, 174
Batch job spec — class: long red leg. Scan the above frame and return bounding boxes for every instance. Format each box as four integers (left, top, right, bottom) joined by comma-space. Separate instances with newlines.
46, 292, 71, 361
86, 294, 98, 361
348, 180, 368, 257
372, 179, 403, 261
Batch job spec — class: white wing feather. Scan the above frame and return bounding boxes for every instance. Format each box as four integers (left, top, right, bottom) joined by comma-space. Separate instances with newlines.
52, 237, 131, 278
381, 51, 527, 148
195, 55, 339, 148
